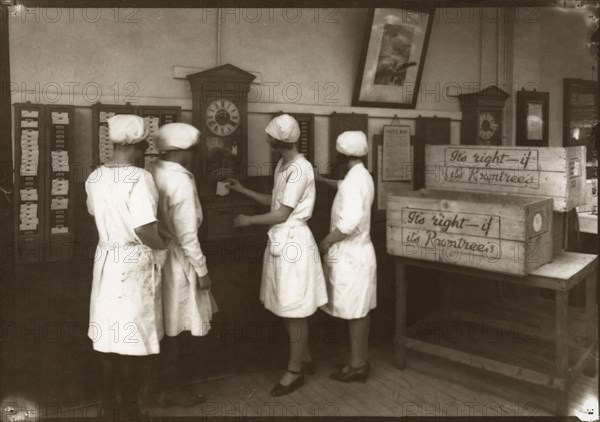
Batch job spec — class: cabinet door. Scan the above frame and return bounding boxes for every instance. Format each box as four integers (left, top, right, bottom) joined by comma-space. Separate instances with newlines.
414, 117, 451, 190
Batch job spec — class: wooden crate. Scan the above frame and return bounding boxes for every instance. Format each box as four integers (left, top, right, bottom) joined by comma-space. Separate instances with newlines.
425, 145, 586, 212
387, 189, 553, 275
553, 212, 566, 255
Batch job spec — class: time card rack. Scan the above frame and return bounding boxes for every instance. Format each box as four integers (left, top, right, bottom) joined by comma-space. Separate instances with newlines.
137, 106, 181, 168
45, 105, 75, 261
91, 103, 181, 167
13, 102, 75, 263
91, 103, 136, 166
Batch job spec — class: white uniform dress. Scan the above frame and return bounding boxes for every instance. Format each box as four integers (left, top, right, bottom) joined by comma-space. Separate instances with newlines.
321, 163, 377, 319
261, 154, 328, 318
85, 164, 164, 356
147, 160, 217, 337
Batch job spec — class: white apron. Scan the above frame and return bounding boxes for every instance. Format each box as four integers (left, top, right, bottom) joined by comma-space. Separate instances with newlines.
260, 155, 328, 318
88, 242, 164, 355
321, 163, 377, 320
85, 165, 164, 356
147, 160, 217, 337
161, 238, 217, 337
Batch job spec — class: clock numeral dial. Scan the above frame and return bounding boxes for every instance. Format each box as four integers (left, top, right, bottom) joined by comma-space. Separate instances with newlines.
478, 111, 499, 141
205, 99, 240, 136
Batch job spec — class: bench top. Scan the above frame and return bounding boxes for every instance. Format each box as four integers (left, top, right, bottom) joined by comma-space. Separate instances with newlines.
395, 251, 597, 290
529, 251, 597, 281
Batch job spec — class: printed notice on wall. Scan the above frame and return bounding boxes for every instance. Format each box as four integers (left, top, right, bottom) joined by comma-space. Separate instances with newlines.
382, 125, 411, 181
377, 146, 411, 211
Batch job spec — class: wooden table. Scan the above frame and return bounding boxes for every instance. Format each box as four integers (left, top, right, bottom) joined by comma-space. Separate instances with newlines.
394, 251, 598, 415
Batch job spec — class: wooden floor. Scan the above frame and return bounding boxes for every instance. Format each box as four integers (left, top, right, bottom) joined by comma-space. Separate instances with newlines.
2, 262, 598, 419
32, 345, 594, 419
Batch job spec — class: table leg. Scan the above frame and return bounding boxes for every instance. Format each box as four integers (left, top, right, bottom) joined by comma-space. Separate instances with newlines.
395, 260, 407, 370
584, 271, 598, 377
555, 289, 569, 415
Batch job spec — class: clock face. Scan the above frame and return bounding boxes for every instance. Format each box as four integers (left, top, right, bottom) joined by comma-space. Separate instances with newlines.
478, 111, 500, 141
206, 99, 240, 136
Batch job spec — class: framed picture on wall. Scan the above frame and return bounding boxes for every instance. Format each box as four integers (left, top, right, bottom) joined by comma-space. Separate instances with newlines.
563, 78, 598, 150
516, 90, 549, 147
352, 8, 434, 109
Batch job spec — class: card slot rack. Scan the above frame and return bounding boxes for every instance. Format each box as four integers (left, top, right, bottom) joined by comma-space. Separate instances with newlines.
143, 115, 161, 155
17, 107, 42, 236
93, 103, 137, 165
15, 103, 77, 263
136, 107, 181, 169
48, 109, 72, 235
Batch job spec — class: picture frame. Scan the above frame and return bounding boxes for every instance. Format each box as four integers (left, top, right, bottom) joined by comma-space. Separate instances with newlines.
516, 90, 549, 147
563, 78, 598, 150
352, 8, 434, 109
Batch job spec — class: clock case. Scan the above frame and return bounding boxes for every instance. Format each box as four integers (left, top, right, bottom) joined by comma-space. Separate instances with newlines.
188, 64, 266, 241
458, 85, 510, 146
187, 64, 256, 183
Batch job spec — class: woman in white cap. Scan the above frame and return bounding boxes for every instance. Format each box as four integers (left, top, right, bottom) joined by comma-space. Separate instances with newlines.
85, 114, 165, 418
318, 131, 377, 383
147, 122, 216, 407
227, 114, 327, 397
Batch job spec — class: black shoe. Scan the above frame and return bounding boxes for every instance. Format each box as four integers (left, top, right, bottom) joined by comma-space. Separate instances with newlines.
329, 361, 371, 383
270, 370, 305, 397
301, 361, 316, 375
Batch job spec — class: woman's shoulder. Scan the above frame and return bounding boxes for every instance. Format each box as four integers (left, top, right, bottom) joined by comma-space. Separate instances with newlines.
294, 155, 316, 176
342, 165, 373, 188
297, 155, 314, 168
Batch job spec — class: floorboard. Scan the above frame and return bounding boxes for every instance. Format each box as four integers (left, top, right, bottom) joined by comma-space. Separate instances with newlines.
1, 262, 598, 419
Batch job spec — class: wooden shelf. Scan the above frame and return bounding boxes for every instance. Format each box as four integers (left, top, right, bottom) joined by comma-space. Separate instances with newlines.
406, 313, 594, 391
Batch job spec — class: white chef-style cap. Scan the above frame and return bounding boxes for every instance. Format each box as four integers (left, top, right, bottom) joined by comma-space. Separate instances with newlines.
108, 114, 150, 145
156, 123, 200, 152
265, 114, 300, 143
336, 131, 368, 157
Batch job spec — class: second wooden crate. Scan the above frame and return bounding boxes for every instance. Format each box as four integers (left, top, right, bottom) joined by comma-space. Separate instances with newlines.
387, 189, 553, 276
425, 145, 586, 212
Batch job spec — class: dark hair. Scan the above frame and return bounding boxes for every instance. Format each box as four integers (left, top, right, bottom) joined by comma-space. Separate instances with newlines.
134, 140, 150, 152
336, 152, 366, 164
270, 140, 295, 150
113, 140, 150, 151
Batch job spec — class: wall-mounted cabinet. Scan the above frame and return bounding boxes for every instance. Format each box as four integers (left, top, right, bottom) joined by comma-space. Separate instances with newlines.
13, 102, 76, 263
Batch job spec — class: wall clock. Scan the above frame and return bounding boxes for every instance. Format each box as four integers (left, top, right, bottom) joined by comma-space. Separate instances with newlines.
187, 64, 256, 182
206, 99, 240, 137
457, 85, 510, 146
187, 64, 260, 241
478, 111, 500, 141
